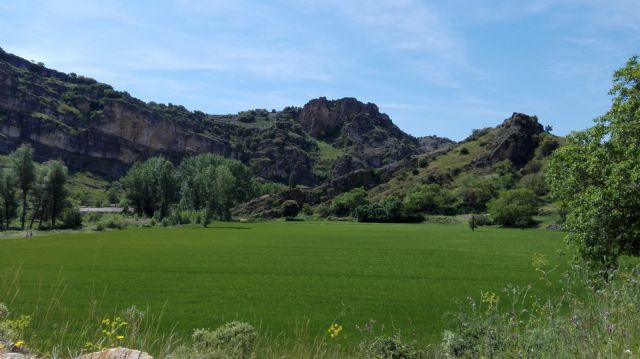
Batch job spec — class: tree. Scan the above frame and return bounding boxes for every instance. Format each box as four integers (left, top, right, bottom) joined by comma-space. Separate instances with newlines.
547, 56, 640, 271
453, 175, 497, 213
214, 165, 235, 221
10, 144, 35, 229
0, 168, 18, 229
281, 200, 300, 219
330, 187, 369, 217
404, 184, 452, 214
43, 160, 68, 227
487, 189, 538, 228
121, 157, 177, 218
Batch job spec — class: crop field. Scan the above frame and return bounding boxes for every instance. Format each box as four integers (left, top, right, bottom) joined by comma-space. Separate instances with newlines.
0, 221, 567, 348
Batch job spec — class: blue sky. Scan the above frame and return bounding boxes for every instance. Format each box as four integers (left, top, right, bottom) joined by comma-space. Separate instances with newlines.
0, 0, 638, 140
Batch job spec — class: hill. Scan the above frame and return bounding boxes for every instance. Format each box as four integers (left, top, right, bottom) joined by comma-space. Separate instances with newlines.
0, 47, 434, 187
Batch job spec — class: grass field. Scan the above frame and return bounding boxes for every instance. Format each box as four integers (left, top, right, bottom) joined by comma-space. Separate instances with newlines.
0, 221, 567, 352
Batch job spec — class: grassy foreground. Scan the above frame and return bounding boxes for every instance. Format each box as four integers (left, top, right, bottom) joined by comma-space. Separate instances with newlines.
0, 221, 567, 354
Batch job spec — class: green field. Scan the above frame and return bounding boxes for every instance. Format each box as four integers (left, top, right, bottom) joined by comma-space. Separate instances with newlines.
0, 222, 567, 348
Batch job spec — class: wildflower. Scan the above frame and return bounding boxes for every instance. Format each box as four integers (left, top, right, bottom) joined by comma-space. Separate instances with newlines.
607, 324, 614, 333
327, 323, 343, 339
15, 340, 25, 348
116, 335, 125, 340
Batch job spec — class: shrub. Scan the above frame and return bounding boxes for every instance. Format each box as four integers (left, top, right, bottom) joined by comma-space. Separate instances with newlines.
170, 322, 257, 359
539, 135, 560, 157
60, 207, 82, 229
358, 335, 426, 359
281, 200, 300, 219
96, 214, 126, 231
330, 187, 369, 217
355, 197, 424, 223
459, 147, 469, 155
487, 189, 538, 227
404, 184, 454, 215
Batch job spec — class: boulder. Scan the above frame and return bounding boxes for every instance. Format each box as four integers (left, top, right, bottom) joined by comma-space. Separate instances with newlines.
76, 347, 153, 359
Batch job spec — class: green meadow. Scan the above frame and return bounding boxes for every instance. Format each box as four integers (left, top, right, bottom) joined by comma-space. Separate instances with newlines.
0, 222, 567, 348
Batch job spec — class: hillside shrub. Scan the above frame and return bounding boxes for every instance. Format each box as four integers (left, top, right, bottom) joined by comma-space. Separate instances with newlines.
355, 197, 424, 223
281, 200, 300, 219
404, 184, 455, 215
487, 189, 538, 227
330, 187, 369, 217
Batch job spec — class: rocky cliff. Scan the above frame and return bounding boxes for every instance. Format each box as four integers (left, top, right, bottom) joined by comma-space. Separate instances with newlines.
471, 112, 544, 168
0, 48, 433, 184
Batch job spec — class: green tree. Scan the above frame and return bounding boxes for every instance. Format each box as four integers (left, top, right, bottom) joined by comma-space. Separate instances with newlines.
487, 189, 538, 228
453, 175, 497, 213
0, 168, 18, 229
43, 160, 68, 228
121, 157, 177, 218
404, 183, 451, 214
330, 187, 369, 217
214, 165, 235, 221
10, 144, 35, 229
547, 56, 640, 271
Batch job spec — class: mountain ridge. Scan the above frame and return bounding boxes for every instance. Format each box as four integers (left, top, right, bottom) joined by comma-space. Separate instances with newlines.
0, 47, 448, 185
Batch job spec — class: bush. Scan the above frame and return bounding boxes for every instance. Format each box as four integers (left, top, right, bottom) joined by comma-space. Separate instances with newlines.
170, 321, 257, 359
539, 135, 560, 157
96, 214, 126, 231
355, 197, 424, 223
330, 187, 369, 217
487, 189, 538, 227
459, 147, 469, 155
60, 207, 82, 229
358, 335, 426, 359
281, 200, 300, 219
404, 184, 454, 215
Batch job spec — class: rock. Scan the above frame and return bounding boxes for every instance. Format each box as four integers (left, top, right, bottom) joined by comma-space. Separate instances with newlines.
417, 135, 456, 153
300, 97, 420, 169
472, 112, 544, 168
76, 347, 153, 359
332, 155, 366, 177
2, 353, 26, 359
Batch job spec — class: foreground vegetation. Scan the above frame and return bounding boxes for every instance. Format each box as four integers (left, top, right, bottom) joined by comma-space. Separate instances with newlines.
0, 222, 566, 357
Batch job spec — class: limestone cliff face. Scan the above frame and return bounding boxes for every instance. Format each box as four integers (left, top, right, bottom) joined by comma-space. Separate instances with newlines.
0, 48, 433, 185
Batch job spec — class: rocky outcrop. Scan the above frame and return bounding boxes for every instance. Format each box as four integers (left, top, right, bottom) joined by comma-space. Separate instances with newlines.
417, 135, 456, 153
331, 155, 367, 177
300, 97, 420, 168
472, 112, 544, 168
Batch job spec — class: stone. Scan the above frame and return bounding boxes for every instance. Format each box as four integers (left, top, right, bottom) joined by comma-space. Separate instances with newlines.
76, 347, 153, 359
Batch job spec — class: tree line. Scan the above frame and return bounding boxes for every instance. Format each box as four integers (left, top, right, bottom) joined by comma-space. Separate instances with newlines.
0, 144, 76, 230
120, 154, 257, 226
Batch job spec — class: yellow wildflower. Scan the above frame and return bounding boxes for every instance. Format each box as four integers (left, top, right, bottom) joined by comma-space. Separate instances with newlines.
116, 335, 125, 340
15, 340, 25, 347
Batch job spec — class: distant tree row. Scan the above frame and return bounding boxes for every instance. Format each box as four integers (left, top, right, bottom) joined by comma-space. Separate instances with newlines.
120, 154, 257, 226
0, 144, 77, 230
